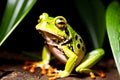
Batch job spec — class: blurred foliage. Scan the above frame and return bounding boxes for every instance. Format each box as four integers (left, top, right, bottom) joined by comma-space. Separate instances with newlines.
75, 0, 106, 48
0, 0, 37, 46
106, 1, 120, 75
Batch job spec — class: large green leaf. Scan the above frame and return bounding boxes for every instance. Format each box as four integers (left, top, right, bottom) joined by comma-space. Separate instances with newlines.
0, 0, 37, 46
75, 0, 106, 48
106, 1, 120, 75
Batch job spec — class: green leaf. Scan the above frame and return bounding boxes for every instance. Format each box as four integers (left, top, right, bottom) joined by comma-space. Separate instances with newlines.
0, 0, 37, 46
75, 0, 106, 48
106, 1, 120, 75
22, 51, 42, 59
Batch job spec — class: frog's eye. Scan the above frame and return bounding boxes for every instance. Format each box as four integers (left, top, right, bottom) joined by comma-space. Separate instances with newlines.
55, 17, 67, 28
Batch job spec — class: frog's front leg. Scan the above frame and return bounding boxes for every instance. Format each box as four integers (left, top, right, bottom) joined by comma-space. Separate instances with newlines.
75, 48, 105, 78
49, 46, 78, 79
23, 46, 51, 74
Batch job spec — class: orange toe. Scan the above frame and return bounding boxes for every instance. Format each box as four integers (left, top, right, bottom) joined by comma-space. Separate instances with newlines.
90, 72, 96, 79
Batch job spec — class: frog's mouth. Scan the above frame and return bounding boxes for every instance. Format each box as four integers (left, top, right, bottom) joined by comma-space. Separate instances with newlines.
38, 30, 64, 42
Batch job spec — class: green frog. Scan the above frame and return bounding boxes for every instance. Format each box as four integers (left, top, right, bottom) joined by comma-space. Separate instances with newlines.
23, 13, 105, 80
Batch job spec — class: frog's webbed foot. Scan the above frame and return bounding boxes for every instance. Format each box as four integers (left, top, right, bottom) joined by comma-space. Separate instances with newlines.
23, 61, 37, 73
76, 66, 105, 79
91, 69, 105, 78
47, 69, 70, 80
23, 61, 50, 74
46, 67, 60, 80
81, 69, 105, 79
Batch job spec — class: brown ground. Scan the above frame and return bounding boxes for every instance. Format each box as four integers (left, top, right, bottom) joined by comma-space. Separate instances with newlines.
0, 51, 120, 80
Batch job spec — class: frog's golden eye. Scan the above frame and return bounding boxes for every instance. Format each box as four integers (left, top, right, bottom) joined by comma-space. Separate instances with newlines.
55, 17, 67, 28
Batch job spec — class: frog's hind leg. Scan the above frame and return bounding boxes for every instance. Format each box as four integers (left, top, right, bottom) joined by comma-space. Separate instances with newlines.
75, 48, 105, 78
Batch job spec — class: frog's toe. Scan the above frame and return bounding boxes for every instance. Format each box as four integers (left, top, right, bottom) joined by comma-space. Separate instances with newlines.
94, 70, 106, 78
99, 71, 106, 78
48, 70, 69, 80
48, 73, 62, 80
47, 66, 58, 76
48, 74, 59, 80
23, 61, 37, 73
23, 61, 55, 75
89, 70, 106, 79
58, 70, 69, 77
46, 67, 60, 80
23, 61, 48, 74
90, 72, 96, 79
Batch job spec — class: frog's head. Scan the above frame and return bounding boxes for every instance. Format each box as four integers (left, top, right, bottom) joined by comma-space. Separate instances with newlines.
36, 13, 68, 41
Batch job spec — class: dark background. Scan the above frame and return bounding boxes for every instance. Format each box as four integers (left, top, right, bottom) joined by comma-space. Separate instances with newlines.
0, 0, 113, 59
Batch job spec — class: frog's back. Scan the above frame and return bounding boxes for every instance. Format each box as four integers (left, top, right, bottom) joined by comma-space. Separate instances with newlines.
72, 31, 86, 55
66, 24, 86, 65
